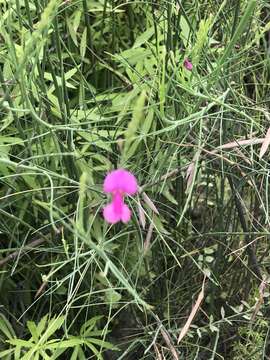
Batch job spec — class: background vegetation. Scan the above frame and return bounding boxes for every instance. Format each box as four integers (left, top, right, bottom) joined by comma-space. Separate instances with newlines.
0, 0, 270, 358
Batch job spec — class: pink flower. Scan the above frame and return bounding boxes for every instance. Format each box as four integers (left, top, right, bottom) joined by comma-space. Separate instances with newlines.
183, 58, 193, 71
103, 169, 138, 224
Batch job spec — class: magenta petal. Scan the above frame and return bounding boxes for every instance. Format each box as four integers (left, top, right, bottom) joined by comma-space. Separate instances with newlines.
103, 203, 121, 224
103, 169, 137, 195
121, 204, 131, 223
183, 58, 193, 71
103, 169, 138, 224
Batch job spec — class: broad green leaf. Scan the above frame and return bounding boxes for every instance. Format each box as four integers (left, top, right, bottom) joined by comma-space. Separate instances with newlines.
14, 345, 21, 360
70, 346, 79, 360
180, 16, 191, 47
114, 47, 152, 65
84, 342, 102, 360
65, 68, 78, 80
141, 108, 154, 136
34, 352, 42, 360
87, 337, 117, 350
78, 131, 112, 152
45, 338, 84, 349
67, 10, 82, 46
7, 339, 34, 348
36, 315, 48, 338
40, 316, 65, 343
78, 346, 87, 360
43, 72, 76, 89
26, 321, 38, 343
84, 330, 105, 337
123, 90, 147, 161
67, 17, 78, 46
21, 174, 37, 189
0, 136, 24, 145
133, 27, 154, 48
191, 16, 213, 65
20, 349, 41, 360
73, 10, 82, 34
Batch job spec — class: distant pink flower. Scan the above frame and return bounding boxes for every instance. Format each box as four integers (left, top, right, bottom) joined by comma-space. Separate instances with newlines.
183, 58, 193, 71
103, 169, 138, 224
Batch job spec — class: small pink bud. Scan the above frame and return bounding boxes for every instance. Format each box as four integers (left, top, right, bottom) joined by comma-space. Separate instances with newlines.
183, 58, 193, 71
103, 169, 138, 224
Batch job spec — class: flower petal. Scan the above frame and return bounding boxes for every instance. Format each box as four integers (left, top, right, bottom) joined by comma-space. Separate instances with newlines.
121, 204, 131, 223
103, 169, 138, 194
103, 203, 121, 224
183, 58, 193, 71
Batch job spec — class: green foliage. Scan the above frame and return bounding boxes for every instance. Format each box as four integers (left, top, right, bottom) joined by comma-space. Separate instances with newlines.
0, 0, 269, 359
232, 320, 268, 360
0, 314, 115, 359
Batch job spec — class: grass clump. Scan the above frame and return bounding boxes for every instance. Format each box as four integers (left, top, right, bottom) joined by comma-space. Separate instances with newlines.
0, 0, 270, 359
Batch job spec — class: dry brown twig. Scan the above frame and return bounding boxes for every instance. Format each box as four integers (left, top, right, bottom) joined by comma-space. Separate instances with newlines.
177, 276, 206, 344
153, 344, 163, 360
151, 314, 180, 360
251, 278, 268, 321
144, 222, 154, 253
